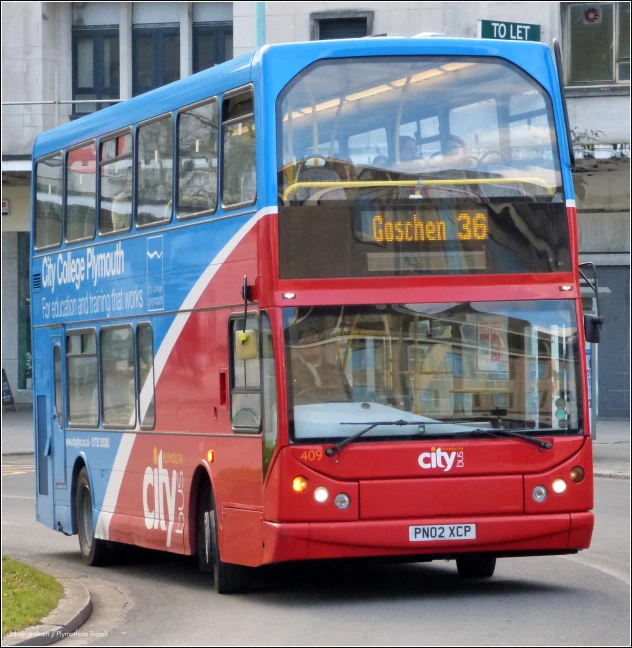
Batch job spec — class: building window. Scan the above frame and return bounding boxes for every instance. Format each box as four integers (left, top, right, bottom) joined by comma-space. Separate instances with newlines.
18, 233, 31, 390
133, 28, 180, 96
310, 11, 373, 41
566, 3, 630, 84
193, 24, 233, 72
72, 29, 119, 115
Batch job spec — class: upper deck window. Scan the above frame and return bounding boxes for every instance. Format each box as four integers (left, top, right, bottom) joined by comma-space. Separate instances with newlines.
137, 115, 174, 228
276, 57, 569, 278
35, 152, 64, 251
221, 88, 256, 209
178, 99, 219, 218
99, 130, 133, 235
66, 141, 97, 243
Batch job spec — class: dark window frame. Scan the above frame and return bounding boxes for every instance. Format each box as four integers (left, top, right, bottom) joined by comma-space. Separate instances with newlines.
193, 22, 233, 73
99, 324, 137, 430
135, 113, 175, 229
98, 127, 134, 237
176, 96, 219, 220
34, 150, 65, 252
132, 26, 180, 97
228, 312, 262, 434
65, 139, 97, 245
66, 328, 99, 429
220, 85, 257, 211
72, 27, 120, 117
136, 322, 156, 431
53, 344, 64, 428
310, 10, 374, 40
563, 2, 631, 86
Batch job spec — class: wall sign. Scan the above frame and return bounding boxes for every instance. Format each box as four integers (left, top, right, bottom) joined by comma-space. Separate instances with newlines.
2, 199, 9, 216
478, 20, 541, 42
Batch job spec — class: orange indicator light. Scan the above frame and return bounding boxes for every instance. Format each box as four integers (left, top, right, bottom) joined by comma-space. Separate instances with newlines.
292, 476, 308, 493
207, 450, 215, 463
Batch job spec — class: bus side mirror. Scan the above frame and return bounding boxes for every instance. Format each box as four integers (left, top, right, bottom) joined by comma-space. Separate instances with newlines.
584, 314, 603, 344
235, 330, 258, 360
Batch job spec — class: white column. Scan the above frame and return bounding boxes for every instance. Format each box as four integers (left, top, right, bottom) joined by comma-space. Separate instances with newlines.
180, 2, 193, 78
57, 3, 72, 123
119, 2, 133, 100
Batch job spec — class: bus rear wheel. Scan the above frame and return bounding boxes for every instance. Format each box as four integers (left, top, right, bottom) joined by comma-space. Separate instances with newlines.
76, 467, 114, 566
196, 483, 251, 593
456, 554, 496, 578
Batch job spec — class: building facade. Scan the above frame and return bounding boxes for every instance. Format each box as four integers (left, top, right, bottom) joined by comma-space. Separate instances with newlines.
2, 1, 630, 418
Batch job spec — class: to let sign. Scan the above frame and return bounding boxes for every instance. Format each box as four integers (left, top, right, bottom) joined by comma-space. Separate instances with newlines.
478, 20, 540, 42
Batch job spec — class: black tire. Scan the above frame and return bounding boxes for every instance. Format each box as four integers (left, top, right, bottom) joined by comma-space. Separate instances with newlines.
76, 467, 115, 566
456, 554, 496, 579
196, 482, 251, 593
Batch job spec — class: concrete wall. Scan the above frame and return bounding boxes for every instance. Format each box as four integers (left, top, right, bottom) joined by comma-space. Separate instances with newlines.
2, 186, 31, 232
574, 158, 630, 255
1, 2, 72, 157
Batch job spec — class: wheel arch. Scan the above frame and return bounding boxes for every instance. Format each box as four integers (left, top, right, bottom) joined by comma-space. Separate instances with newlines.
70, 454, 89, 535
188, 462, 216, 555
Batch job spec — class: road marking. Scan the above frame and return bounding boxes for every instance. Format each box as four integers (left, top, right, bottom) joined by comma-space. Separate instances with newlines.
559, 555, 630, 586
2, 464, 35, 476
2, 495, 35, 499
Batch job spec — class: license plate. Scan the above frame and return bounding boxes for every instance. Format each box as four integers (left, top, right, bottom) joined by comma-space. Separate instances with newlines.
409, 524, 476, 542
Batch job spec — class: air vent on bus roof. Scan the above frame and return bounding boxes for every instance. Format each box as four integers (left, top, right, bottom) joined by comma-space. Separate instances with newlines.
32, 274, 42, 291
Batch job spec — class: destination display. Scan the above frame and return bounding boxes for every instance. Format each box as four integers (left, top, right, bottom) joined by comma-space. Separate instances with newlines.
278, 202, 570, 279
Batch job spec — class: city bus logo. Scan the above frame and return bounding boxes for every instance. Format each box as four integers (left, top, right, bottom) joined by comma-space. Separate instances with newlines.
147, 236, 164, 312
143, 447, 184, 547
418, 447, 464, 472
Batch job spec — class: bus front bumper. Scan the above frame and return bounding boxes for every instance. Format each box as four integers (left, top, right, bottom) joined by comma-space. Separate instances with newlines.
261, 511, 593, 564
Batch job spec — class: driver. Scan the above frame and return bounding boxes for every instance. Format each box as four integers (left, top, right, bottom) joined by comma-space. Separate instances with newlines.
290, 331, 352, 405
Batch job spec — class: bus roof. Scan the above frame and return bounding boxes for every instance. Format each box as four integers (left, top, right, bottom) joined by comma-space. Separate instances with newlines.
33, 37, 554, 160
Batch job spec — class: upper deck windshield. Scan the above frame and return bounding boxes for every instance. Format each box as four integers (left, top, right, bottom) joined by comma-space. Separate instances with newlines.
277, 56, 570, 278
284, 301, 583, 443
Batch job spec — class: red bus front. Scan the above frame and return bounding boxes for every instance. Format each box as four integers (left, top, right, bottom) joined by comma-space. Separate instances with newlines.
257, 53, 593, 576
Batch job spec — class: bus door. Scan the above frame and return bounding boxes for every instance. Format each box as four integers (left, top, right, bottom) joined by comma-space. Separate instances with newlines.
34, 328, 55, 528
51, 334, 67, 490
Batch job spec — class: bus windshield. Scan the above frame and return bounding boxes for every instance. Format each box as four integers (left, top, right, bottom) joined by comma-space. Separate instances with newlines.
277, 57, 570, 278
284, 301, 583, 443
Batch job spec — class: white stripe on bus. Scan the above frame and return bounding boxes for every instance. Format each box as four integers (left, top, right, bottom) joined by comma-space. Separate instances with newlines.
94, 206, 276, 540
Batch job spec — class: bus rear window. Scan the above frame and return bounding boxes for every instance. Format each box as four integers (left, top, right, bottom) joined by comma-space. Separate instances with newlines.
35, 152, 63, 250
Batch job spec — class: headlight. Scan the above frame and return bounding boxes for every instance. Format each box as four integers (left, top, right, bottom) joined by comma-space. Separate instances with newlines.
313, 487, 329, 503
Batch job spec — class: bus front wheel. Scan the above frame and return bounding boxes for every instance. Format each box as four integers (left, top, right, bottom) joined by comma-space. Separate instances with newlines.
456, 554, 496, 578
196, 483, 251, 593
76, 467, 114, 566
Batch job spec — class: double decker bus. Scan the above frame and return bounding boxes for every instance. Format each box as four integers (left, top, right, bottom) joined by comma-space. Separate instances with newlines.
32, 36, 599, 593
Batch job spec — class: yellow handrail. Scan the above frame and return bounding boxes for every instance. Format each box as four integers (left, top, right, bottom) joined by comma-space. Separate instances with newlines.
282, 177, 554, 201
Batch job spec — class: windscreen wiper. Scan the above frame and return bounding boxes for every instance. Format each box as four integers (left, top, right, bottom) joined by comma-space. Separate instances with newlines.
325, 420, 424, 457
453, 428, 554, 450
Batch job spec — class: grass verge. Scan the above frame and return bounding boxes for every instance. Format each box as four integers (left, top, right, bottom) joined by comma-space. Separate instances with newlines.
2, 556, 64, 636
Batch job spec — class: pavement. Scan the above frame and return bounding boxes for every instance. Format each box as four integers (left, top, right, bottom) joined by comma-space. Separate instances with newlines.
2, 409, 629, 477
2, 562, 92, 647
